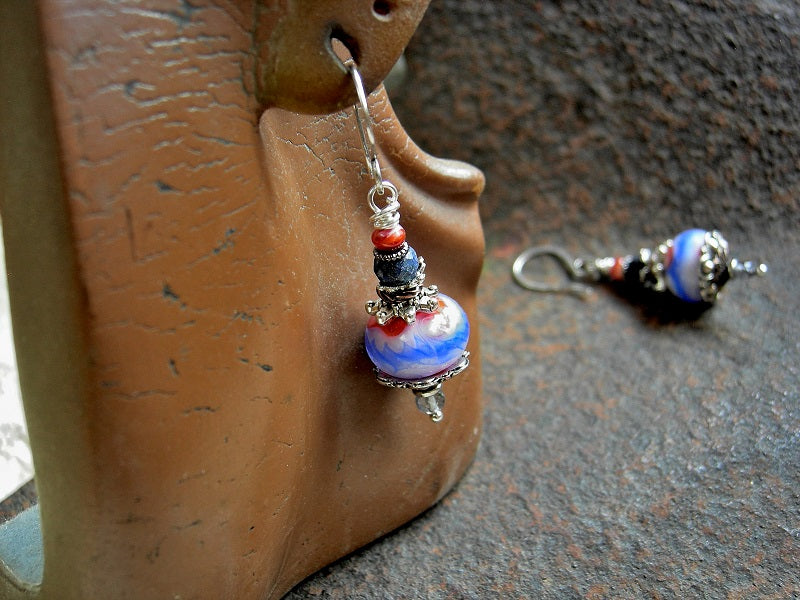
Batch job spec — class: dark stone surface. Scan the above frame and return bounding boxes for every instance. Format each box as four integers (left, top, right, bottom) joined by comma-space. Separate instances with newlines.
287, 1, 799, 598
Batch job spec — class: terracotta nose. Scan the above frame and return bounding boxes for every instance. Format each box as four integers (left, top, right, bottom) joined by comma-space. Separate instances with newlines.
258, 0, 431, 115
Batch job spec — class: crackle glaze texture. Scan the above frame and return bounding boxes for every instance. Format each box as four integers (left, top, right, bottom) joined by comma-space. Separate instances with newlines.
0, 2, 486, 599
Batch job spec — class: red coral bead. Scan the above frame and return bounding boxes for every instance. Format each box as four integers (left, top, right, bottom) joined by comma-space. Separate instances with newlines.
371, 225, 406, 250
609, 257, 625, 281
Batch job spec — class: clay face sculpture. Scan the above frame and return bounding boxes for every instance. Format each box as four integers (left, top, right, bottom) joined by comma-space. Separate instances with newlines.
0, 1, 485, 599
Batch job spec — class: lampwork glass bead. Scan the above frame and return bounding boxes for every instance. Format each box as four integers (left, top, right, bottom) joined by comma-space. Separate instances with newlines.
364, 294, 469, 380
664, 228, 708, 302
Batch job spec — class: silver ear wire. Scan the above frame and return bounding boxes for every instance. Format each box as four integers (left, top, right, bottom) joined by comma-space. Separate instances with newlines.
511, 246, 594, 298
347, 61, 384, 193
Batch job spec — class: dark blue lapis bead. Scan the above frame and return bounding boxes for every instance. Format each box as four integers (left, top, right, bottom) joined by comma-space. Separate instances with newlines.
374, 245, 419, 287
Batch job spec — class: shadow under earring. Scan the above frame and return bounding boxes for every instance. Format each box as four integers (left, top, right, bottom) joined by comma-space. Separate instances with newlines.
348, 62, 470, 423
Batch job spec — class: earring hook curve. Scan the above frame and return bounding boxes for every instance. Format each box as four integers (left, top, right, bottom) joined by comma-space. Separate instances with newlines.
511, 246, 593, 298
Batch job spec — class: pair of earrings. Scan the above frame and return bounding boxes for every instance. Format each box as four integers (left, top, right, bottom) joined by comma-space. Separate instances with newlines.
345, 62, 766, 422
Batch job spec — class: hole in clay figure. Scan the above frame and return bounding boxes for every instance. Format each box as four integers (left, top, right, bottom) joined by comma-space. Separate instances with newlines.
329, 28, 357, 68
373, 0, 393, 19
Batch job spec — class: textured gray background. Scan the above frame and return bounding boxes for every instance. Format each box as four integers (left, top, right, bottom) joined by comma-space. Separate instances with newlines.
287, 1, 799, 598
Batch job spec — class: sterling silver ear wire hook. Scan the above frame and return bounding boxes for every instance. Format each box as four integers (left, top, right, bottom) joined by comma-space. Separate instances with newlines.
511, 246, 594, 297
512, 229, 767, 305
346, 60, 384, 193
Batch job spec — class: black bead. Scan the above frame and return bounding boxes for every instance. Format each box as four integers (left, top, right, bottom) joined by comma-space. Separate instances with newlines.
714, 265, 731, 290
624, 258, 647, 287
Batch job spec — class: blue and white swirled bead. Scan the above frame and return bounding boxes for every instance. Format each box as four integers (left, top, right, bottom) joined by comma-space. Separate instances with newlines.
364, 294, 469, 380
664, 228, 726, 303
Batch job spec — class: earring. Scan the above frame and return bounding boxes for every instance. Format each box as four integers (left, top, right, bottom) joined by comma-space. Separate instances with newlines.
512, 229, 767, 304
348, 62, 470, 423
